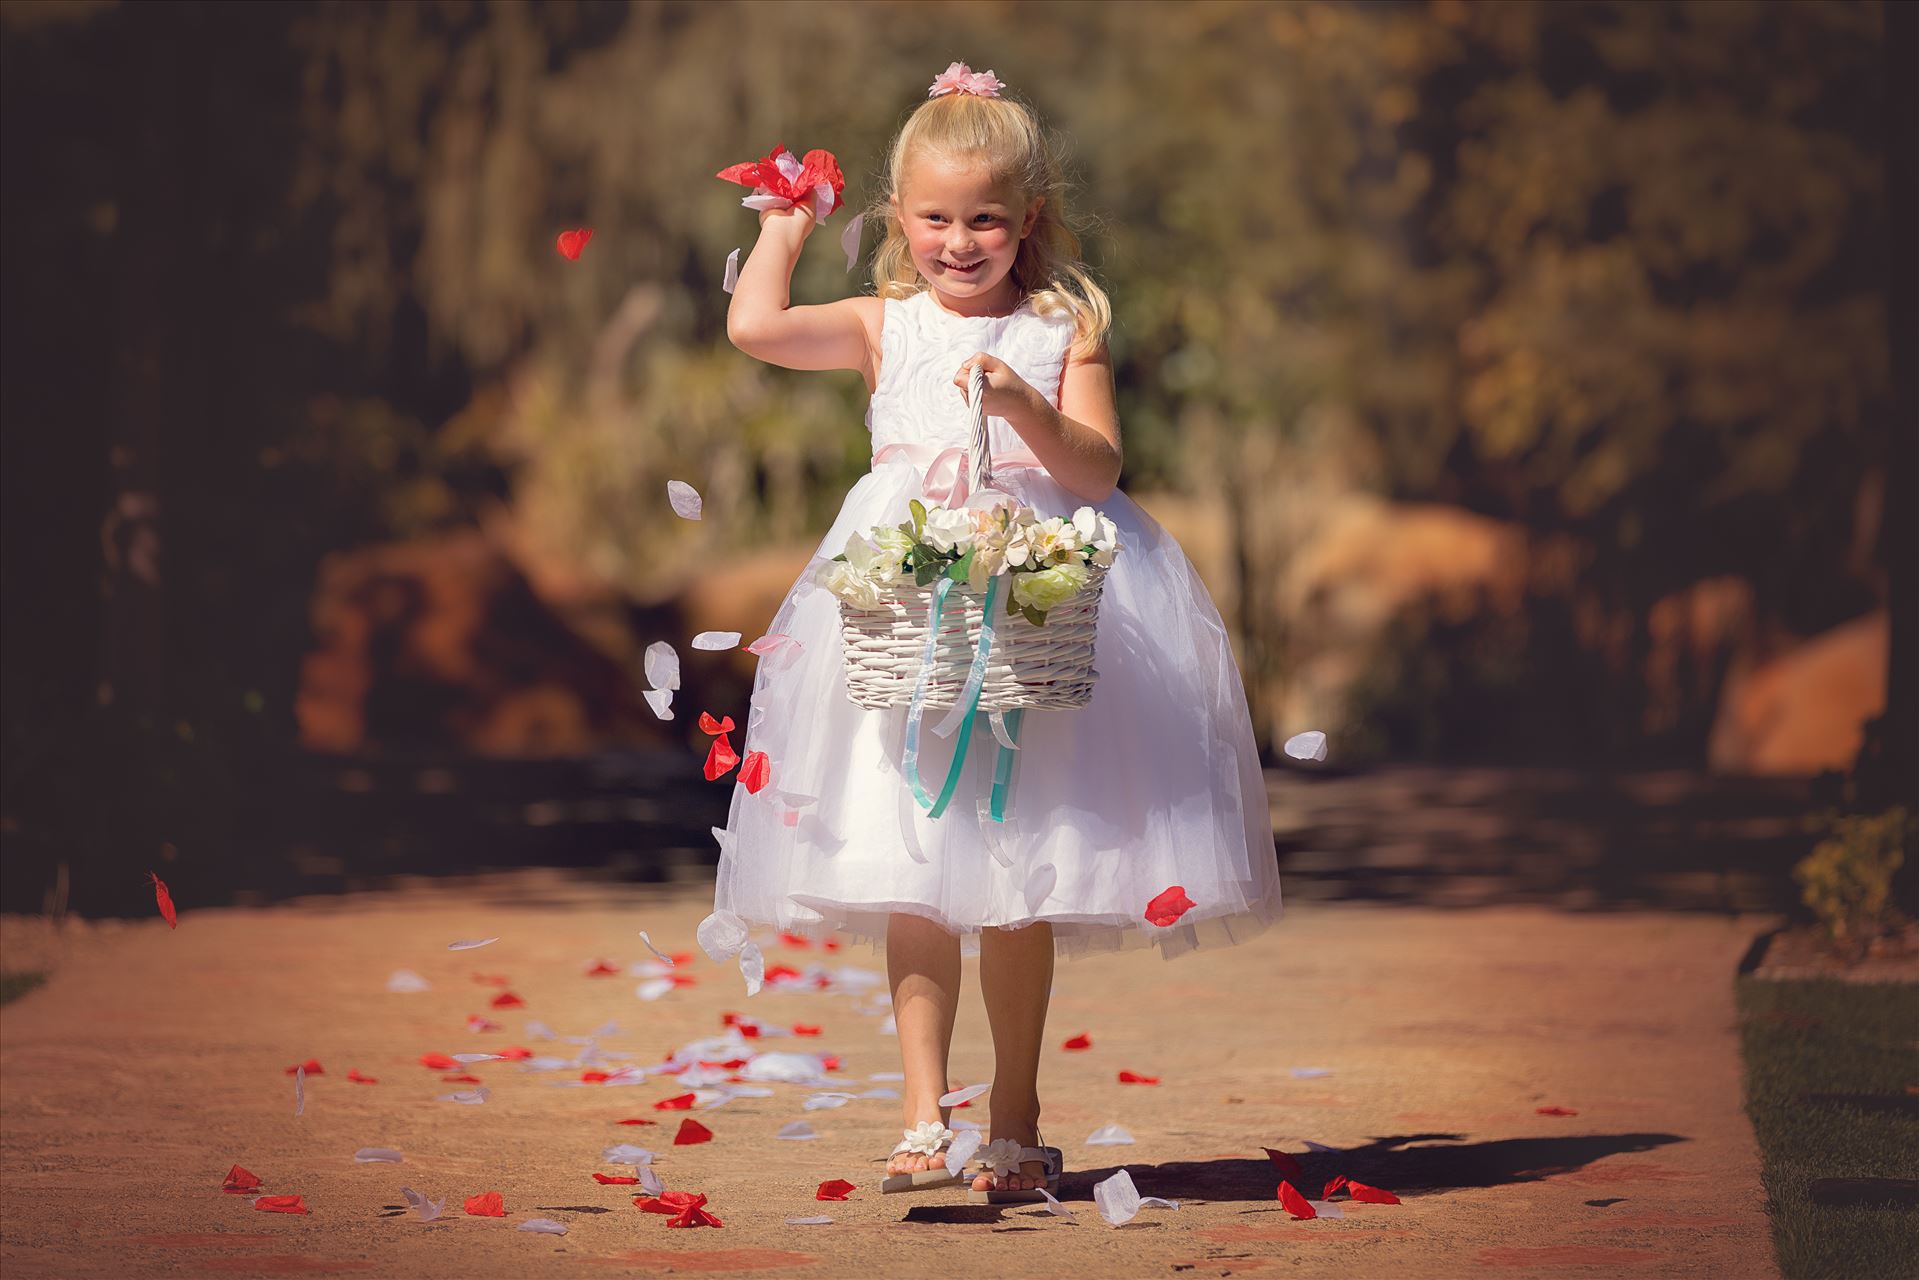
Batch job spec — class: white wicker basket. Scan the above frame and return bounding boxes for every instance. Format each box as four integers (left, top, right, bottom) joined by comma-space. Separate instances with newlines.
837, 365, 1107, 713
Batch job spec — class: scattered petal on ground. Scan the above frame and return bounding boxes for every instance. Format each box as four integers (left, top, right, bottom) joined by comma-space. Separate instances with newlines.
1037, 1187, 1076, 1219
149, 872, 177, 929
463, 1191, 505, 1217
1117, 1071, 1160, 1085
1264, 1147, 1305, 1178
222, 1165, 261, 1193
1291, 1067, 1332, 1078
1085, 1124, 1135, 1146
785, 1215, 832, 1225
387, 970, 431, 993
1062, 1033, 1092, 1051
447, 938, 498, 951
939, 1082, 991, 1106
346, 1069, 378, 1084
253, 1195, 308, 1214
490, 992, 525, 1009
518, 1218, 568, 1234
673, 1118, 714, 1145
452, 1053, 505, 1064
594, 1173, 640, 1185
438, 1087, 490, 1105
739, 942, 765, 996
815, 1179, 856, 1201
419, 1053, 458, 1070
1536, 1106, 1579, 1116
777, 1122, 818, 1140
1307, 1199, 1346, 1218
601, 1144, 656, 1166
1347, 1180, 1402, 1204
400, 1187, 444, 1221
1094, 1169, 1144, 1226
1279, 1181, 1315, 1219
285, 1059, 324, 1076
352, 1148, 403, 1163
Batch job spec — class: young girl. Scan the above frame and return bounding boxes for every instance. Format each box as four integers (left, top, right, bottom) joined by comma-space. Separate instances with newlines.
709, 61, 1282, 1202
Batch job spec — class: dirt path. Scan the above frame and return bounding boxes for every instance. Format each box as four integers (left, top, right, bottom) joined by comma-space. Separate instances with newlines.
1, 872, 1776, 1277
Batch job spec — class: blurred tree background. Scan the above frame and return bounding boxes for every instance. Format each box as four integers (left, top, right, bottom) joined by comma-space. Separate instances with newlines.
1, 0, 1904, 913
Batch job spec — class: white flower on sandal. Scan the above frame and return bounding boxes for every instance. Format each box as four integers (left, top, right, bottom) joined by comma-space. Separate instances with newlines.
976, 1138, 1026, 1177
896, 1121, 955, 1157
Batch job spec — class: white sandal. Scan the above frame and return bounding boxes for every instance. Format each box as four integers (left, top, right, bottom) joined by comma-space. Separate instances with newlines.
880, 1121, 967, 1194
964, 1132, 1063, 1204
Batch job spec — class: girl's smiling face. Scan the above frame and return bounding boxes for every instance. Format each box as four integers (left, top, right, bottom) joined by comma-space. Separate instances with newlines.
891, 152, 1043, 315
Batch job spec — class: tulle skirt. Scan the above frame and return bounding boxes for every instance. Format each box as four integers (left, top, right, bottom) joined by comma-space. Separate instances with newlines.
711, 459, 1283, 962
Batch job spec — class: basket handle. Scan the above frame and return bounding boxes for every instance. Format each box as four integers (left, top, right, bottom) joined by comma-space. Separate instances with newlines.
965, 362, 996, 500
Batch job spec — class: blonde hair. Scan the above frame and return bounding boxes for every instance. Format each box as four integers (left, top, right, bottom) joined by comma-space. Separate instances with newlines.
862, 89, 1111, 359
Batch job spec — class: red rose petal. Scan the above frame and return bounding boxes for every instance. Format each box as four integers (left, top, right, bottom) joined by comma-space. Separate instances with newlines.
463, 1191, 506, 1217
668, 1204, 724, 1228
815, 1179, 856, 1201
1347, 1180, 1401, 1204
1143, 885, 1197, 927
1062, 1033, 1093, 1051
346, 1069, 377, 1084
1536, 1106, 1579, 1116
1117, 1070, 1160, 1085
284, 1058, 324, 1076
616, 1118, 658, 1126
673, 1118, 714, 1145
763, 964, 802, 982
149, 871, 178, 929
472, 973, 511, 986
253, 1194, 308, 1214
593, 1173, 640, 1185
1278, 1180, 1316, 1219
490, 991, 525, 1009
698, 711, 736, 735
1323, 1175, 1349, 1199
585, 960, 620, 977
556, 228, 593, 261
466, 1015, 501, 1032
440, 1074, 483, 1084
654, 1092, 696, 1111
497, 1046, 533, 1061
1262, 1147, 1304, 1179
581, 1071, 611, 1084
222, 1164, 262, 1193
667, 973, 698, 988
670, 952, 695, 964
738, 750, 771, 794
419, 1053, 458, 1070
778, 932, 811, 948
792, 1024, 822, 1036
637, 1190, 708, 1216
704, 733, 740, 781
821, 1054, 840, 1071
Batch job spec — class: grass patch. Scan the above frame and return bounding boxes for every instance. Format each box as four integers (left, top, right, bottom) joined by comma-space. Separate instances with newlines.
1737, 975, 1919, 1278
0, 970, 49, 1006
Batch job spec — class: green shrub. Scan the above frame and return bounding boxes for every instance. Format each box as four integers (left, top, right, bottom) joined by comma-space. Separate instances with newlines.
1792, 806, 1912, 953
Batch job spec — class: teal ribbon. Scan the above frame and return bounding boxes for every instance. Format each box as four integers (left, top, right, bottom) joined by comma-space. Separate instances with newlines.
902, 573, 1022, 823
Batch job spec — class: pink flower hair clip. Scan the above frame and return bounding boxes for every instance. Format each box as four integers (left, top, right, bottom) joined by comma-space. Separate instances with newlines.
928, 61, 1005, 99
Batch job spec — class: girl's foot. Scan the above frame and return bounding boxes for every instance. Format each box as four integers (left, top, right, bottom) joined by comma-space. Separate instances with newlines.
969, 1129, 1050, 1193
885, 1109, 953, 1178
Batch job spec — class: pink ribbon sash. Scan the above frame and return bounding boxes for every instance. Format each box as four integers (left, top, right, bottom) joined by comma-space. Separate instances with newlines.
870, 441, 1048, 508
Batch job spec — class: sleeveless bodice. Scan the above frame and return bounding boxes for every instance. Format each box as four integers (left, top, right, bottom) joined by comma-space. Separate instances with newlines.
864, 291, 1077, 464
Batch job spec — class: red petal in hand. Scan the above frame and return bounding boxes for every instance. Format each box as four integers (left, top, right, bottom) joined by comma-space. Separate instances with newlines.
674, 1118, 714, 1145
698, 711, 736, 735
1062, 1032, 1092, 1051
346, 1069, 377, 1084
490, 991, 525, 1009
463, 1191, 506, 1217
1536, 1106, 1578, 1116
738, 750, 771, 793
593, 1173, 640, 1185
1322, 1175, 1349, 1199
556, 228, 593, 261
654, 1092, 696, 1111
1117, 1070, 1160, 1085
253, 1194, 308, 1214
704, 733, 740, 780
1278, 1180, 1316, 1219
419, 1052, 458, 1070
222, 1164, 262, 1193
149, 871, 178, 929
1262, 1147, 1304, 1179
284, 1058, 324, 1075
1143, 885, 1197, 927
794, 150, 846, 215
815, 1179, 856, 1201
1346, 1180, 1401, 1204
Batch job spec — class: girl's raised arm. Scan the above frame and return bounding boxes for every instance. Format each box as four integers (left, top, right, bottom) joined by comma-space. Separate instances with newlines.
726, 205, 871, 378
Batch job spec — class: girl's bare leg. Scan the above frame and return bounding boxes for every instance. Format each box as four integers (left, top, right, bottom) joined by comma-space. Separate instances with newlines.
973, 920, 1055, 1191
885, 912, 962, 1175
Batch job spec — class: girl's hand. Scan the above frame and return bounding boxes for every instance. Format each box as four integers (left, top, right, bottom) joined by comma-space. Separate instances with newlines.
757, 202, 817, 244
953, 352, 1040, 424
